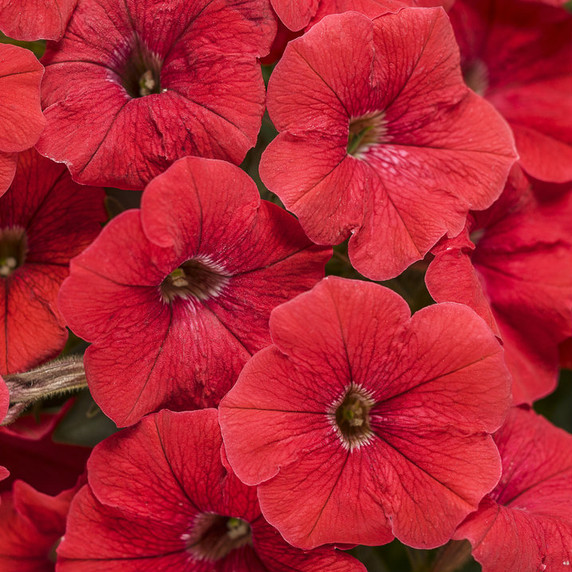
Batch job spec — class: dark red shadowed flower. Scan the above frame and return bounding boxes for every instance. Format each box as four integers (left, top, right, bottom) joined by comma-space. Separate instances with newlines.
449, 0, 572, 183
260, 9, 516, 280
219, 276, 512, 550
426, 167, 572, 404
0, 0, 77, 41
0, 149, 105, 375
0, 404, 91, 496
561, 339, 572, 370
0, 481, 74, 571
58, 157, 331, 427
57, 408, 366, 572
36, 0, 275, 190
0, 44, 45, 196
454, 407, 572, 572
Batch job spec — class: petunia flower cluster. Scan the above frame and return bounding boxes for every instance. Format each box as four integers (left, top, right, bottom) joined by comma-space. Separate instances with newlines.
0, 0, 571, 571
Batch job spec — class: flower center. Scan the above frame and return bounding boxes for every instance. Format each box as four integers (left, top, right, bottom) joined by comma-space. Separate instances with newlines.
159, 257, 229, 304
463, 59, 489, 96
330, 384, 375, 450
347, 111, 388, 158
120, 37, 163, 98
184, 513, 252, 561
0, 226, 27, 278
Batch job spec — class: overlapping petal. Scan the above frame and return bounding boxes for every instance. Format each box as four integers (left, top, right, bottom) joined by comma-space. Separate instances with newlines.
426, 167, 572, 404
58, 409, 366, 572
220, 277, 511, 549
260, 9, 516, 280
37, 0, 275, 190
449, 0, 572, 183
0, 481, 73, 571
454, 407, 572, 572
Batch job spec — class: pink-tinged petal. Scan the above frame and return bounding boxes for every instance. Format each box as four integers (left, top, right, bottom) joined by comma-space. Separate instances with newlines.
0, 0, 77, 41
221, 276, 511, 548
270, 0, 319, 31
0, 44, 45, 153
0, 153, 16, 197
262, 9, 516, 279
38, 0, 274, 190
455, 408, 572, 572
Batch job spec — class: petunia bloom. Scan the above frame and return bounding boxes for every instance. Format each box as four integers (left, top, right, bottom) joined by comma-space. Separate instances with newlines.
449, 0, 572, 183
0, 481, 74, 571
58, 157, 331, 427
454, 407, 572, 572
426, 167, 572, 404
58, 408, 366, 572
0, 44, 45, 196
37, 0, 275, 190
219, 276, 512, 550
260, 8, 516, 280
0, 149, 105, 375
0, 0, 77, 41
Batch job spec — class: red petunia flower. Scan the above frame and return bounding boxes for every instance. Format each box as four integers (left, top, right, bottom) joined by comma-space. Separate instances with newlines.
0, 44, 45, 196
454, 407, 572, 572
58, 157, 330, 427
36, 0, 275, 190
426, 167, 572, 404
58, 408, 366, 572
260, 9, 516, 280
0, 481, 74, 571
219, 276, 511, 550
0, 0, 77, 41
449, 0, 572, 183
0, 149, 105, 375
